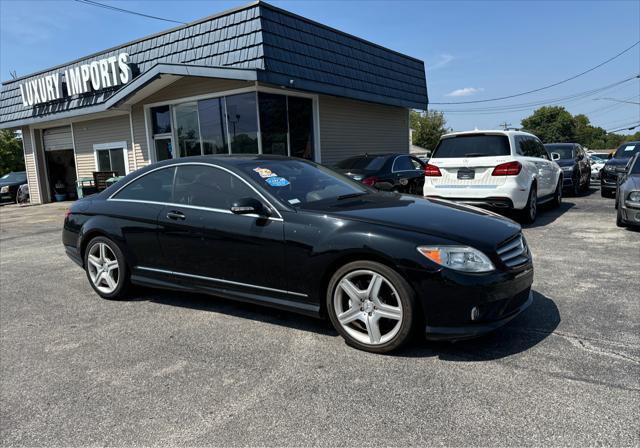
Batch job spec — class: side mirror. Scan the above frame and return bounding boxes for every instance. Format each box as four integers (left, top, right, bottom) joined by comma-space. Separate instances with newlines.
374, 181, 394, 191
551, 152, 561, 161
230, 197, 270, 217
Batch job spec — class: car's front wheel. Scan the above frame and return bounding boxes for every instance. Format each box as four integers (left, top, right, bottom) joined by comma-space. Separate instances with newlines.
616, 204, 626, 228
84, 236, 131, 300
551, 178, 562, 208
327, 261, 415, 353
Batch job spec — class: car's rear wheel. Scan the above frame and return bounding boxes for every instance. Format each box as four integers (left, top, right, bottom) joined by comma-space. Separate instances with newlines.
571, 174, 580, 196
84, 236, 131, 300
327, 261, 415, 353
519, 184, 537, 224
581, 173, 590, 192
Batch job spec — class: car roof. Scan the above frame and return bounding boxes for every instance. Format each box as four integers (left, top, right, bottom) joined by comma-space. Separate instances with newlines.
441, 129, 538, 139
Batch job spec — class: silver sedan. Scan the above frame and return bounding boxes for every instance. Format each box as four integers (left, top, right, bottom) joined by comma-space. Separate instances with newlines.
616, 153, 640, 227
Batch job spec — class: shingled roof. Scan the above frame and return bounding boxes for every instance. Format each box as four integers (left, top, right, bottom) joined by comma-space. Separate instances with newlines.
0, 1, 427, 128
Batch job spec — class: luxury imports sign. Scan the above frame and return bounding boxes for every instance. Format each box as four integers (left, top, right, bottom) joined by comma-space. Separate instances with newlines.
19, 53, 132, 107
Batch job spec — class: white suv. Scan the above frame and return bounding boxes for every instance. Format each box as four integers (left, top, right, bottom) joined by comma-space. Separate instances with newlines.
423, 130, 563, 223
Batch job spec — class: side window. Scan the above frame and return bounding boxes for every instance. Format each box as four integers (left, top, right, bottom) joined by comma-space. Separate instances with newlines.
517, 137, 537, 157
410, 157, 425, 170
113, 167, 175, 202
392, 156, 414, 172
534, 139, 549, 159
173, 165, 257, 210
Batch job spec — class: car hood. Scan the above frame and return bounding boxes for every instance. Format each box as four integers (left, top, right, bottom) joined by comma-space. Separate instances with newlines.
0, 179, 23, 187
556, 159, 576, 168
305, 193, 521, 249
605, 158, 631, 168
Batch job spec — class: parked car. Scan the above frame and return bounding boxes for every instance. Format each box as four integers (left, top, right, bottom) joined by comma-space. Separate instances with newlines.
423, 130, 563, 224
0, 171, 27, 203
615, 153, 640, 228
601, 141, 640, 198
589, 155, 606, 181
544, 143, 591, 195
63, 155, 533, 354
333, 153, 425, 194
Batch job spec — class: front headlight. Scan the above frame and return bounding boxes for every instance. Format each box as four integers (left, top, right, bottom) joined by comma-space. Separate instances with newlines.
0, 186, 8, 193
604, 165, 616, 172
561, 166, 573, 172
417, 245, 495, 273
628, 191, 640, 202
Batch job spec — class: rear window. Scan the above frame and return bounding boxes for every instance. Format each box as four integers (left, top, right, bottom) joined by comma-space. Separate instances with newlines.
613, 142, 640, 159
335, 156, 387, 171
432, 135, 511, 158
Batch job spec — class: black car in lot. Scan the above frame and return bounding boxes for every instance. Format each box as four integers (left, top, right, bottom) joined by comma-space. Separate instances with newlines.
333, 153, 426, 194
544, 143, 590, 195
0, 171, 27, 204
63, 156, 533, 353
601, 141, 640, 198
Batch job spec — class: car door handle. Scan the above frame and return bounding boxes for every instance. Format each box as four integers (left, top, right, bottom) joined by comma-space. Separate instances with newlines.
166, 210, 186, 220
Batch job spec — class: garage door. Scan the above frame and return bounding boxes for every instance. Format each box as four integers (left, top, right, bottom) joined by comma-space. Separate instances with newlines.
43, 126, 73, 151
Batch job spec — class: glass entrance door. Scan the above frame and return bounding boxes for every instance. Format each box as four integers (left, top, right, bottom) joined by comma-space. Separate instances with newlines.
154, 137, 174, 161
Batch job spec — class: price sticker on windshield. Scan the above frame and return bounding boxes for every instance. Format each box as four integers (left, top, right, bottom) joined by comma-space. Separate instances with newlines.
623, 145, 636, 152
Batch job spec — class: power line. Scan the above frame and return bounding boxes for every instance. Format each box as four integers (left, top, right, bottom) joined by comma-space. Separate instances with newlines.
431, 40, 640, 105
607, 123, 640, 133
73, 0, 186, 25
439, 75, 639, 114
594, 97, 640, 105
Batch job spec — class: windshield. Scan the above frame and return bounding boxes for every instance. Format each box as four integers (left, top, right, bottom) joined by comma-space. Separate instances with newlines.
545, 145, 574, 159
433, 134, 510, 158
0, 172, 26, 182
590, 156, 604, 163
238, 159, 369, 207
630, 155, 640, 174
614, 142, 640, 158
334, 155, 387, 172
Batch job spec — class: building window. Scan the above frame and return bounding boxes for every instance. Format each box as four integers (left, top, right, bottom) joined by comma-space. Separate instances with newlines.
174, 102, 201, 158
225, 92, 259, 154
198, 97, 228, 155
96, 146, 126, 176
259, 92, 288, 156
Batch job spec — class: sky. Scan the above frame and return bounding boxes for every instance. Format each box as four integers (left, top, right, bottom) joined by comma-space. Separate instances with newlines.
1, 0, 639, 134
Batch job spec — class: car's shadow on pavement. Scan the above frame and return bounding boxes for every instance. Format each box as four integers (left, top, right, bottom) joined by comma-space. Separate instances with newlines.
397, 290, 560, 361
137, 288, 337, 336
134, 288, 559, 361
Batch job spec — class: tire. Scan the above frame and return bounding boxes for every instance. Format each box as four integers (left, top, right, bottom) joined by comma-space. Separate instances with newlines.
518, 184, 537, 224
581, 173, 590, 192
327, 261, 416, 354
84, 236, 131, 300
616, 205, 626, 228
551, 178, 562, 209
571, 174, 580, 196
601, 188, 614, 198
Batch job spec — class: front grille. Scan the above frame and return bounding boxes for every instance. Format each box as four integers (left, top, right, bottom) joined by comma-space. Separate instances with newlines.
496, 234, 530, 268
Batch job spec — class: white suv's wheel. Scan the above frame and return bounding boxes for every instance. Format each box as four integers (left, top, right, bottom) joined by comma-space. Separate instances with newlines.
519, 184, 537, 224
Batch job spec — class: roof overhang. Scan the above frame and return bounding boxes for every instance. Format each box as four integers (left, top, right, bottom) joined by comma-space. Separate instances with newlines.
0, 64, 258, 129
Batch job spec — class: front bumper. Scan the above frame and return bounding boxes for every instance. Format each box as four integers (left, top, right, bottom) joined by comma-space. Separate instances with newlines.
403, 260, 534, 341
620, 199, 640, 226
425, 290, 533, 340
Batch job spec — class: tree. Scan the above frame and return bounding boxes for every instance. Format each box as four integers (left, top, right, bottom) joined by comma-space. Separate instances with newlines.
521, 106, 576, 143
410, 110, 449, 151
0, 129, 25, 176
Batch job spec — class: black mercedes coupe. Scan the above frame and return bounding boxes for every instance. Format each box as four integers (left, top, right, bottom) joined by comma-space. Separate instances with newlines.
63, 155, 533, 353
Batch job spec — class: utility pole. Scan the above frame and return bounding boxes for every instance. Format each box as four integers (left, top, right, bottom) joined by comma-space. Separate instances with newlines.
499, 121, 511, 130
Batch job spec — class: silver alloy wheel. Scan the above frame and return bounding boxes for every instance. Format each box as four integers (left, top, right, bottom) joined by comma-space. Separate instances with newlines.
333, 269, 403, 346
87, 242, 120, 294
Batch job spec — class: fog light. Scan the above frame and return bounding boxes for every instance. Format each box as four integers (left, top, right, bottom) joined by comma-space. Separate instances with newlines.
471, 306, 480, 321
635, 212, 640, 222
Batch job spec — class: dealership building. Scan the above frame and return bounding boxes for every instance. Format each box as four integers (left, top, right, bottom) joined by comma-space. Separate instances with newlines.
0, 1, 427, 204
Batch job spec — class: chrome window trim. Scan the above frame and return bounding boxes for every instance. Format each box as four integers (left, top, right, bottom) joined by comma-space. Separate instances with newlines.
391, 155, 422, 173
136, 266, 307, 298
107, 161, 284, 219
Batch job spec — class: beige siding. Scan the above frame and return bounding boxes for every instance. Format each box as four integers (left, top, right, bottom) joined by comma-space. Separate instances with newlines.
318, 95, 409, 166
21, 127, 41, 205
72, 114, 132, 178
131, 77, 251, 163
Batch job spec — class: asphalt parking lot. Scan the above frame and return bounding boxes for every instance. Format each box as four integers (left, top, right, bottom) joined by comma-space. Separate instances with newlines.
1, 186, 639, 446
